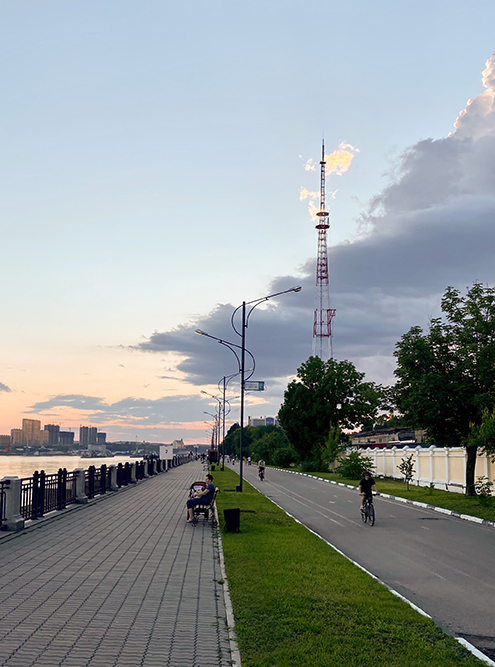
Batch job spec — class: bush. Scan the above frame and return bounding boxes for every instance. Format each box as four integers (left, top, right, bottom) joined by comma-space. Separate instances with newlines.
272, 445, 298, 468
475, 476, 493, 507
300, 459, 329, 473
335, 451, 375, 479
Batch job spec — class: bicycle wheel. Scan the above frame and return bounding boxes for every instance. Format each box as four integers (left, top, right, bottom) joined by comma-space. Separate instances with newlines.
368, 503, 375, 526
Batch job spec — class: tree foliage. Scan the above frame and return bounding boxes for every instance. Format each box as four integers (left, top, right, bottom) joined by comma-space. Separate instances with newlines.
278, 356, 381, 468
394, 283, 495, 495
466, 407, 495, 459
335, 451, 375, 480
222, 423, 297, 467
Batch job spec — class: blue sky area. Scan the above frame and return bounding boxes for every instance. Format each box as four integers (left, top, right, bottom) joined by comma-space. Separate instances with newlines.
1, 1, 495, 442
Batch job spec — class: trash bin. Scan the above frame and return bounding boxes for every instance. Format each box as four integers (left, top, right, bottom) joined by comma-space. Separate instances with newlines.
223, 508, 240, 532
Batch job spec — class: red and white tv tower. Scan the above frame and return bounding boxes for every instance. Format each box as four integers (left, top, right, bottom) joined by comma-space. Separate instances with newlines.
312, 141, 336, 360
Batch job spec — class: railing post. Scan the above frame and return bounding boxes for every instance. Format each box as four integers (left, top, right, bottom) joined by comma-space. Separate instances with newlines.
87, 465, 95, 499
75, 469, 88, 504
109, 465, 118, 492
57, 468, 67, 511
31, 470, 40, 520
143, 461, 149, 479
1, 477, 25, 531
100, 464, 107, 495
130, 462, 137, 483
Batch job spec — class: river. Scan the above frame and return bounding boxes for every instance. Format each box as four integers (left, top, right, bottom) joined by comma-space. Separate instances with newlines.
0, 455, 136, 479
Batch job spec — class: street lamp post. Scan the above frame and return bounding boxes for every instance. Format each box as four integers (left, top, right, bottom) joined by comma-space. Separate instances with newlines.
231, 286, 301, 491
195, 330, 254, 470
203, 411, 220, 449
201, 391, 222, 451
195, 285, 301, 491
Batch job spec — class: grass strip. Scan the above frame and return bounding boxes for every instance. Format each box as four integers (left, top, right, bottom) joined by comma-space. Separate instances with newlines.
284, 469, 495, 523
214, 467, 484, 667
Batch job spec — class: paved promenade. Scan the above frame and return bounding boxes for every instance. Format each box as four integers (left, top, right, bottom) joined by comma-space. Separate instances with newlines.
0, 461, 235, 667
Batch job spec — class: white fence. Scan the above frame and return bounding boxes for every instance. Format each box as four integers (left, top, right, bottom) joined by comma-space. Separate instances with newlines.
360, 446, 495, 493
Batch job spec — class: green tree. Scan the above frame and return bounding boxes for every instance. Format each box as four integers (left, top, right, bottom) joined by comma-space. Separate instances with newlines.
394, 283, 495, 495
222, 423, 240, 456
278, 356, 381, 469
466, 407, 495, 459
335, 451, 375, 479
250, 429, 297, 467
321, 425, 345, 468
398, 454, 416, 490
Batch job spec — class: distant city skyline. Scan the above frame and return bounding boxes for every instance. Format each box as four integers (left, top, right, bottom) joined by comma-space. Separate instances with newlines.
1, 2, 495, 443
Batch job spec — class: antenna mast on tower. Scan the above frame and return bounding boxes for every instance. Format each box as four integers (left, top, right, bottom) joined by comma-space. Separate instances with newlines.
312, 140, 336, 360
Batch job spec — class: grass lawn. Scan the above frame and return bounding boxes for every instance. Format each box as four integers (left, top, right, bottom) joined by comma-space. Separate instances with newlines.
284, 469, 495, 523
213, 467, 484, 667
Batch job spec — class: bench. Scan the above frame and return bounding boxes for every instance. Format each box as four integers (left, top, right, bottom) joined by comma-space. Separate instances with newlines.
192, 487, 219, 524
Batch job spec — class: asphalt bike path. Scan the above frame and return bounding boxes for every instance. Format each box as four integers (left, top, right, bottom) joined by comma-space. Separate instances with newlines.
233, 462, 495, 661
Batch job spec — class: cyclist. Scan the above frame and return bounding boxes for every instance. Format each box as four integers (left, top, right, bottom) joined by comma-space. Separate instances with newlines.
359, 471, 379, 511
258, 459, 266, 480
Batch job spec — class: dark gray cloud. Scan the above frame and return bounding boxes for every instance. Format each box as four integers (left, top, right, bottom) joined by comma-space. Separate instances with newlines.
0, 382, 11, 392
28, 393, 217, 426
135, 52, 495, 388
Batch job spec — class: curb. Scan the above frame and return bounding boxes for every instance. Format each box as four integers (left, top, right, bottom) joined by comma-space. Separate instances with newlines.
214, 504, 242, 667
273, 468, 495, 529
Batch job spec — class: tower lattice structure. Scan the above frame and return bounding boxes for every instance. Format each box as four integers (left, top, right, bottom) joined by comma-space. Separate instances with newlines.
312, 141, 336, 361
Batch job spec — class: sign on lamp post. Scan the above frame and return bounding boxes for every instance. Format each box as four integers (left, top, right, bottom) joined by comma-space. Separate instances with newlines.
244, 381, 265, 391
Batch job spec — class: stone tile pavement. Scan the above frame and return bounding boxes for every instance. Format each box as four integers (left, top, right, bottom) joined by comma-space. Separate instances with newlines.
0, 461, 238, 667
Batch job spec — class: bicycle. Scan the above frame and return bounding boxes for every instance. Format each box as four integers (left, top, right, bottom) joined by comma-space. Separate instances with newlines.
361, 494, 375, 526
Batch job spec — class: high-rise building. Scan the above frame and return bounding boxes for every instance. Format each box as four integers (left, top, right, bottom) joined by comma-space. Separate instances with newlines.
59, 431, 75, 446
40, 430, 50, 446
11, 429, 22, 447
44, 424, 60, 446
79, 426, 89, 447
96, 432, 107, 444
88, 427, 97, 445
22, 419, 41, 446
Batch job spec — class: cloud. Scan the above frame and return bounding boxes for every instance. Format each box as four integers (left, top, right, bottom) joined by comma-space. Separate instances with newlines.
0, 382, 11, 392
134, 52, 495, 389
27, 393, 220, 428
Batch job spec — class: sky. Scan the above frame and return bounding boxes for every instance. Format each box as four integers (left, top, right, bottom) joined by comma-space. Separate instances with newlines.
1, 1, 495, 444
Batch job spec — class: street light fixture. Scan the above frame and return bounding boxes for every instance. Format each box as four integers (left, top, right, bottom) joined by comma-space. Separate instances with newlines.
195, 329, 255, 470
203, 410, 220, 448
201, 390, 222, 450
195, 285, 301, 490
231, 286, 302, 491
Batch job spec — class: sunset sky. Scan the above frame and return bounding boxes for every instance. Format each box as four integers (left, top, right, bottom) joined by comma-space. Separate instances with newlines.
2, 1, 495, 443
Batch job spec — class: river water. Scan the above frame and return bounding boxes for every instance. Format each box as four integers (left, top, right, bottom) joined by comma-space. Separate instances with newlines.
0, 455, 136, 479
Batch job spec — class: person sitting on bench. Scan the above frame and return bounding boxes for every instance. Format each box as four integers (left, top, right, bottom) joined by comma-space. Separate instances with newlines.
187, 474, 215, 522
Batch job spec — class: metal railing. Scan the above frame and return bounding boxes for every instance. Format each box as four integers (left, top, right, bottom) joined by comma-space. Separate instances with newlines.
20, 469, 78, 520
0, 480, 6, 530
4, 455, 189, 530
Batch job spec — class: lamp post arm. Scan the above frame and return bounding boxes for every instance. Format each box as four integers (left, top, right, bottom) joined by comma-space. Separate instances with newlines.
231, 286, 302, 336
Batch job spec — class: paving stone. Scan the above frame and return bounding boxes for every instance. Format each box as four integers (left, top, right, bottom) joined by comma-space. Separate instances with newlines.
0, 462, 233, 667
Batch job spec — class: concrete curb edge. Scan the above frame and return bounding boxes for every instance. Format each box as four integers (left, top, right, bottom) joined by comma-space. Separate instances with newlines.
214, 504, 242, 667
